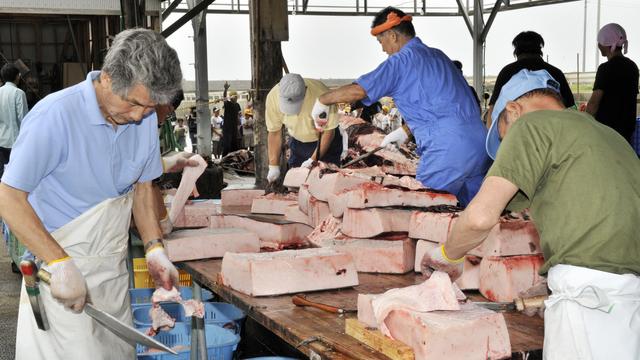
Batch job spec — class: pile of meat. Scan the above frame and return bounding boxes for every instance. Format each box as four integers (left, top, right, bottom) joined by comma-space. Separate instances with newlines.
340, 115, 418, 176
220, 149, 254, 173
146, 287, 205, 336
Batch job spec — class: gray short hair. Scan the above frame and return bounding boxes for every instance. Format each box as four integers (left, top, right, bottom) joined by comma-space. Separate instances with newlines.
102, 28, 182, 104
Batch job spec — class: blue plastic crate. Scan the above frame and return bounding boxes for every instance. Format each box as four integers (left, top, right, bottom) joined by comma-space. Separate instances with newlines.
130, 287, 214, 308
136, 323, 239, 360
133, 302, 245, 334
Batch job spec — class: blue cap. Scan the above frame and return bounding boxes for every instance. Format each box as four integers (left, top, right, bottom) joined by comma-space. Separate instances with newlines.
486, 69, 561, 160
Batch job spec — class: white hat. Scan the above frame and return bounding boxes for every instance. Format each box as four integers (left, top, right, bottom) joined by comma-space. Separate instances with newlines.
279, 74, 306, 115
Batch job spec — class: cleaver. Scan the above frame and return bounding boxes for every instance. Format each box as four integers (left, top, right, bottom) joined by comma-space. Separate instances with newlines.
37, 268, 177, 355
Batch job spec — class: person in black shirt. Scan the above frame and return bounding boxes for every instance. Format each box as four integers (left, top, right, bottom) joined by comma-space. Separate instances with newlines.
487, 31, 575, 127
221, 81, 242, 156
586, 23, 639, 144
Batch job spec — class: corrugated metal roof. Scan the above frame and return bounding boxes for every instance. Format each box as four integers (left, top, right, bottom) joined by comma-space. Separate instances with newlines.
0, 0, 161, 15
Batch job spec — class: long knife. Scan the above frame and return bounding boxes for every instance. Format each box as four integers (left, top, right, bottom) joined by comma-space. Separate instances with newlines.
292, 294, 357, 314
20, 260, 50, 330
341, 146, 385, 168
37, 268, 177, 355
474, 295, 547, 312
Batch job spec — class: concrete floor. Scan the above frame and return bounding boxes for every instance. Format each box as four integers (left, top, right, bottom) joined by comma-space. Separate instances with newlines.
0, 243, 21, 360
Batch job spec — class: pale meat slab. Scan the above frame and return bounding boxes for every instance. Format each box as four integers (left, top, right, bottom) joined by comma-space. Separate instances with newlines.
173, 200, 220, 228
371, 272, 461, 336
283, 204, 311, 225
164, 228, 260, 261
342, 207, 412, 238
307, 196, 331, 228
306, 166, 379, 202
413, 240, 481, 290
168, 155, 207, 224
482, 218, 541, 256
220, 248, 359, 296
384, 304, 511, 360
357, 294, 378, 328
210, 214, 312, 249
329, 182, 457, 217
251, 192, 298, 215
282, 167, 310, 189
298, 185, 311, 214
479, 254, 545, 302
408, 210, 459, 243
317, 236, 416, 274
221, 188, 265, 207
306, 216, 342, 247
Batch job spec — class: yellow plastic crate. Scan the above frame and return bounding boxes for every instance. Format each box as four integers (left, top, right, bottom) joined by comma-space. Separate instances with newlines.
132, 258, 192, 288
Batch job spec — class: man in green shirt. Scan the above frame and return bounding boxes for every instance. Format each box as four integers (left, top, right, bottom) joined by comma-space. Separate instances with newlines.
421, 69, 640, 360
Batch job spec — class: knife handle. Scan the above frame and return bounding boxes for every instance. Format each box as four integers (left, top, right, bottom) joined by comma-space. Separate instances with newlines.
515, 295, 547, 311
20, 260, 38, 288
37, 268, 52, 285
292, 294, 342, 314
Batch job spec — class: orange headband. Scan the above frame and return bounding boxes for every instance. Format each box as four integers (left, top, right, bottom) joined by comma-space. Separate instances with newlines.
370, 13, 413, 36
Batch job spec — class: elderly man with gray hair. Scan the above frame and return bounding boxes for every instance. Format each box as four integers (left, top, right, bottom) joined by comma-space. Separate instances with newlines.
0, 28, 182, 359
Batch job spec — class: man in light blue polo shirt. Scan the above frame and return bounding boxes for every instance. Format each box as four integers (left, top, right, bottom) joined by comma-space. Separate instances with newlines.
313, 6, 490, 206
0, 29, 183, 359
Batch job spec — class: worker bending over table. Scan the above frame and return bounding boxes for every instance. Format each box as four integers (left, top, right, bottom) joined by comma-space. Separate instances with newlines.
422, 69, 640, 360
312, 6, 490, 206
266, 73, 343, 183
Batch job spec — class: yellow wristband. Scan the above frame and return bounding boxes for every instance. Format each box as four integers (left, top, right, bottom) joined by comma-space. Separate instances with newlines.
48, 256, 71, 266
441, 245, 465, 264
145, 243, 165, 255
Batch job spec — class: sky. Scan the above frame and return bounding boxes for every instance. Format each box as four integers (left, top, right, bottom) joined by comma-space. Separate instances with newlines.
164, 0, 639, 82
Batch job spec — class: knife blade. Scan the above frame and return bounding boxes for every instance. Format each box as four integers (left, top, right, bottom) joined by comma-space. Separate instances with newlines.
20, 260, 49, 330
341, 146, 385, 168
37, 268, 177, 354
474, 295, 547, 312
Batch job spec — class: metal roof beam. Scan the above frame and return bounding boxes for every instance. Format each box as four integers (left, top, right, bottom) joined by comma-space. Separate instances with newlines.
161, 0, 214, 37
455, 0, 473, 36
162, 0, 182, 20
481, 0, 503, 41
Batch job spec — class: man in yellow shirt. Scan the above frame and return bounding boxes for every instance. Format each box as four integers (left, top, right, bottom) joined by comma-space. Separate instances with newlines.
266, 73, 343, 183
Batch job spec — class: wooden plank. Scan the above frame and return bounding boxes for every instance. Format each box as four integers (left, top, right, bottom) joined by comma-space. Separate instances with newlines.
345, 319, 414, 360
182, 260, 544, 359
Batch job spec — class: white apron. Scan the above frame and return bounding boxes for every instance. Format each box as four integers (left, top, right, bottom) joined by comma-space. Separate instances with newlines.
16, 192, 136, 360
543, 264, 640, 360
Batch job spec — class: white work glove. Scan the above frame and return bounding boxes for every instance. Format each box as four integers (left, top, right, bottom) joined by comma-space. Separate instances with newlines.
162, 152, 199, 173
48, 257, 88, 313
420, 245, 465, 281
339, 126, 349, 160
267, 165, 281, 183
145, 247, 179, 291
380, 127, 409, 150
300, 158, 314, 169
311, 99, 330, 131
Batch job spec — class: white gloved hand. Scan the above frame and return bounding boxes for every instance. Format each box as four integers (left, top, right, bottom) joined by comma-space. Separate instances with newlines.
380, 127, 409, 150
311, 99, 330, 131
159, 215, 173, 236
420, 245, 465, 281
145, 247, 179, 291
48, 257, 88, 313
267, 165, 281, 183
162, 152, 199, 173
300, 158, 314, 169
339, 126, 349, 160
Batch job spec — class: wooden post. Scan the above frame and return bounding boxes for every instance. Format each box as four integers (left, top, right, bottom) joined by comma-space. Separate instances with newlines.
249, 0, 288, 188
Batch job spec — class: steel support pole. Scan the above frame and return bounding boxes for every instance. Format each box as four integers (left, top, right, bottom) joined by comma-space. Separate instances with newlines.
595, 0, 601, 69
189, 281, 207, 359
472, 0, 484, 96
582, 0, 587, 72
189, 0, 213, 158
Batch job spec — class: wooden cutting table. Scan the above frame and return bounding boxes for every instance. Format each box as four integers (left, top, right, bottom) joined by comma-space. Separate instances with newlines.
181, 259, 544, 360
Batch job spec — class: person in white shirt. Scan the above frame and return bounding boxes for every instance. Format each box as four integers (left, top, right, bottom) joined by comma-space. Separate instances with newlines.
210, 107, 223, 158
373, 105, 391, 133
0, 63, 28, 177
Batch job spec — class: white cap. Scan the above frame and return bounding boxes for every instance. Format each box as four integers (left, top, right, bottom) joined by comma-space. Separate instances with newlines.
279, 74, 306, 115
